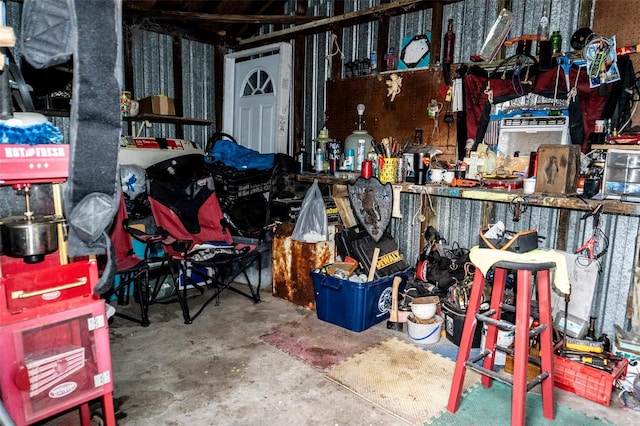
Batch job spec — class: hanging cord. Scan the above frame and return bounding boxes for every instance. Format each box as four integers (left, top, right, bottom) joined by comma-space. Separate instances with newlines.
511, 63, 525, 96
567, 68, 580, 103
553, 64, 561, 106
617, 70, 640, 133
326, 33, 344, 71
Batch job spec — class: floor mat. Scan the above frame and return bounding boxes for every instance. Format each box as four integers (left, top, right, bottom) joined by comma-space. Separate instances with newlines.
325, 337, 479, 426
430, 380, 609, 425
259, 315, 389, 371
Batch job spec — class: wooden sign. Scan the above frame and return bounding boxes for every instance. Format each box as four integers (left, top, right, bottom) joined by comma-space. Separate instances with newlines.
535, 145, 581, 195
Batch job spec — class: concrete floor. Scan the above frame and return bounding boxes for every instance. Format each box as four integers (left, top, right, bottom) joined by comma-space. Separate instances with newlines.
41, 281, 638, 425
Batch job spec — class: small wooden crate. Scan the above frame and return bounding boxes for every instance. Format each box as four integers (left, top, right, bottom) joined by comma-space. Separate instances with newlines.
504, 347, 542, 382
535, 145, 580, 195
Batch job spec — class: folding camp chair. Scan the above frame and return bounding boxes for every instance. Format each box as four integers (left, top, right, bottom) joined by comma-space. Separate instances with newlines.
144, 154, 268, 324
107, 195, 178, 326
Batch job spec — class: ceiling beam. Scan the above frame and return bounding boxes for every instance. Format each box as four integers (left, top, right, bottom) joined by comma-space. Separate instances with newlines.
238, 0, 460, 47
127, 10, 321, 25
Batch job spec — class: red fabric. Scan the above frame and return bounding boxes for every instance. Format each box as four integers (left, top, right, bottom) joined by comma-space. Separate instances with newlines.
109, 196, 142, 271
148, 192, 233, 258
464, 66, 608, 153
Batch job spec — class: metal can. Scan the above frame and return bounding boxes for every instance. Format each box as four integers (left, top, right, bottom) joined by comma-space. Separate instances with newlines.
328, 140, 341, 160
315, 149, 324, 173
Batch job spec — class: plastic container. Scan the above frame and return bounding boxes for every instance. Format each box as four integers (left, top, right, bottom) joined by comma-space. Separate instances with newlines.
311, 268, 410, 332
480, 323, 515, 365
553, 345, 628, 406
442, 301, 486, 349
407, 314, 442, 344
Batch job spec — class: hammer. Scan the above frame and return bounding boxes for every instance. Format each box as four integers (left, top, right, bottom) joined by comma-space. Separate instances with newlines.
387, 276, 404, 331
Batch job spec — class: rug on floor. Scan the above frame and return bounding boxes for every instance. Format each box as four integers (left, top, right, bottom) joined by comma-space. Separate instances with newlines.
325, 337, 480, 426
259, 315, 390, 371
429, 380, 609, 425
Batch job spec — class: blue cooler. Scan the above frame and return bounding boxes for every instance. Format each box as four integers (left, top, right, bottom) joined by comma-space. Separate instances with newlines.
311, 267, 411, 332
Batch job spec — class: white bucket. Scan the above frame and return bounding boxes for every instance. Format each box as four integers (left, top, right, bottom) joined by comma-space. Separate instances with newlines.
480, 323, 515, 365
407, 314, 443, 344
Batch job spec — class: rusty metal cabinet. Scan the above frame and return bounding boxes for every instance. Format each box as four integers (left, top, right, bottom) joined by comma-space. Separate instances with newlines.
272, 223, 336, 309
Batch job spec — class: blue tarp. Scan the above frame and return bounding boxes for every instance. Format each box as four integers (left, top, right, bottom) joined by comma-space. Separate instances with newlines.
208, 139, 274, 170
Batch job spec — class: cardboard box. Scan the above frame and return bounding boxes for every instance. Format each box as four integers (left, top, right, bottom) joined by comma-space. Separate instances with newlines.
138, 96, 176, 116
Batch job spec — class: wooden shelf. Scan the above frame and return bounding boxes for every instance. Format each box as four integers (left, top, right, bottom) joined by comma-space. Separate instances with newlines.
592, 144, 640, 150
123, 113, 213, 126
35, 110, 70, 117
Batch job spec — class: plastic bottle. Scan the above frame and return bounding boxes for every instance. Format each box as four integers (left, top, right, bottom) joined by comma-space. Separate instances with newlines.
551, 31, 562, 54
443, 19, 455, 65
367, 147, 379, 177
536, 4, 549, 55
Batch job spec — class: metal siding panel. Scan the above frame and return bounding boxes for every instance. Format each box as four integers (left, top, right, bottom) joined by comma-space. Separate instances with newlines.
182, 39, 215, 147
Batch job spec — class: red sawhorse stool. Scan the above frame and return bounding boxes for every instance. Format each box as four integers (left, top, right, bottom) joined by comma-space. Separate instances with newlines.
447, 260, 556, 426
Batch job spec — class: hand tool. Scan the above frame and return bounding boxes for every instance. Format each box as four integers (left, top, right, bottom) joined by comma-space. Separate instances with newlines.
387, 276, 404, 331
450, 178, 483, 187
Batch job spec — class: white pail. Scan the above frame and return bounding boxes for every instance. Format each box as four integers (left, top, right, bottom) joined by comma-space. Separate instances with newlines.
480, 323, 515, 365
407, 315, 443, 344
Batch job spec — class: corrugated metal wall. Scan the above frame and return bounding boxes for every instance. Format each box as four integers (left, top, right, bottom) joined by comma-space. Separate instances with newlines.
128, 30, 215, 147
389, 193, 639, 338
302, 0, 589, 149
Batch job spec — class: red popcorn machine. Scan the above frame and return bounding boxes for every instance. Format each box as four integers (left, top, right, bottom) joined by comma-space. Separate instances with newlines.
0, 144, 115, 426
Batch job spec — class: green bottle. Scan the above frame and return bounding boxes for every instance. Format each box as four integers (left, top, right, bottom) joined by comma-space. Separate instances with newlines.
551, 31, 562, 54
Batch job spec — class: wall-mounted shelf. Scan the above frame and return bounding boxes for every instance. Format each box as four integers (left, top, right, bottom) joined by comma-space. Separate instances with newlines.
592, 144, 640, 151
123, 113, 213, 126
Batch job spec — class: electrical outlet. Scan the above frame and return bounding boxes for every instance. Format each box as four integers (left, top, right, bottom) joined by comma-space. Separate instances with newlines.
444, 111, 454, 124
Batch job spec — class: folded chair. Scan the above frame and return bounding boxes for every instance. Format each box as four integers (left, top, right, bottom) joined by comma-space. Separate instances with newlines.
107, 195, 178, 326
144, 154, 267, 324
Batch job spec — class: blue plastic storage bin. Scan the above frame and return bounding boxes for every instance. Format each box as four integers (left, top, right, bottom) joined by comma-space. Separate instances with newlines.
311, 267, 410, 332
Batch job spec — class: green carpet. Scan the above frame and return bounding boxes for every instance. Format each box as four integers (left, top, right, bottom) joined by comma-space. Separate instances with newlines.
428, 381, 609, 425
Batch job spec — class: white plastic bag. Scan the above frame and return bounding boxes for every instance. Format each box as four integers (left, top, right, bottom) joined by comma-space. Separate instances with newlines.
291, 179, 328, 242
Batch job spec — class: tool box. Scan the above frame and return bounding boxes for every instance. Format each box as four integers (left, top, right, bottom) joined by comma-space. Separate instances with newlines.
553, 345, 628, 406
503, 344, 629, 406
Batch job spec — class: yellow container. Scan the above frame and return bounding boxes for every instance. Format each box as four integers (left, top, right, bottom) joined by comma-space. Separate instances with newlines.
379, 157, 399, 183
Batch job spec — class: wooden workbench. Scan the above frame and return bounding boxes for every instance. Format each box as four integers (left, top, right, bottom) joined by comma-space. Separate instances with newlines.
294, 172, 640, 218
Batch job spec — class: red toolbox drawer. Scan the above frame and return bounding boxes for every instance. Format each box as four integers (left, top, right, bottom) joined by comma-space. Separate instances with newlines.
1, 260, 98, 324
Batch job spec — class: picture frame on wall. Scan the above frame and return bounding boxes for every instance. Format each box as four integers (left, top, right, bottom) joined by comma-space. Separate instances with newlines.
398, 34, 431, 69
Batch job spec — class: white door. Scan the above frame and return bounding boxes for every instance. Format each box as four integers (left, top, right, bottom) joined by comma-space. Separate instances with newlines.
223, 43, 292, 154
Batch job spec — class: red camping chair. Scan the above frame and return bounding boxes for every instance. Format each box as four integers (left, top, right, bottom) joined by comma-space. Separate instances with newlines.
107, 195, 178, 326
144, 154, 267, 324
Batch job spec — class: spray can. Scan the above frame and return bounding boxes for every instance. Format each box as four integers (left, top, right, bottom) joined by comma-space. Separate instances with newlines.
344, 149, 355, 171
315, 149, 324, 173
